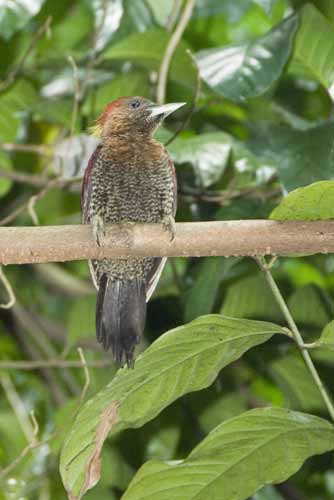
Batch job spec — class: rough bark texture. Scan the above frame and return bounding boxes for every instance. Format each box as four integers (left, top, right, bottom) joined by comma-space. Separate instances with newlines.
1, 221, 334, 265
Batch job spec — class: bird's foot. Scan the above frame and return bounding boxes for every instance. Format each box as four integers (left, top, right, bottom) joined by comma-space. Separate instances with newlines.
91, 215, 105, 247
162, 215, 176, 241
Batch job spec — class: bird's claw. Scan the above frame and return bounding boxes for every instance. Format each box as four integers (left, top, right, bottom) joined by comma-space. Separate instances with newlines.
162, 215, 176, 241
91, 215, 105, 247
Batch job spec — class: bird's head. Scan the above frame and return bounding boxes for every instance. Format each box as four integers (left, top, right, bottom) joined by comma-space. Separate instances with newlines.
90, 96, 185, 139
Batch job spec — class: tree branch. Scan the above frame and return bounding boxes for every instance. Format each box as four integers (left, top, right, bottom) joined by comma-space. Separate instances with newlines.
1, 221, 334, 264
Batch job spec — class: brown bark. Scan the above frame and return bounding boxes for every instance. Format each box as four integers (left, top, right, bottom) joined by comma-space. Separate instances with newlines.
0, 220, 334, 265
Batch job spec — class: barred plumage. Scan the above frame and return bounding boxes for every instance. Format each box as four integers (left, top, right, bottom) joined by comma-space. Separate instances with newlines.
81, 96, 183, 366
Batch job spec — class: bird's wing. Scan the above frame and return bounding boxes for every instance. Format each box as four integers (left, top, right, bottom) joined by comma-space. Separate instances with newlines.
81, 145, 102, 223
82, 145, 102, 290
146, 156, 177, 302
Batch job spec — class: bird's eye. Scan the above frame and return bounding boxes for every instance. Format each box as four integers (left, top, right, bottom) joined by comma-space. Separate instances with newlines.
130, 99, 141, 109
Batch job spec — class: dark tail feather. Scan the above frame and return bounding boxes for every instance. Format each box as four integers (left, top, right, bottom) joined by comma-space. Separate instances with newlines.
96, 275, 146, 367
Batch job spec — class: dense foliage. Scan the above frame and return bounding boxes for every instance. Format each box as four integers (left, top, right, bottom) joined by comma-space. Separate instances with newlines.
1, 0, 334, 499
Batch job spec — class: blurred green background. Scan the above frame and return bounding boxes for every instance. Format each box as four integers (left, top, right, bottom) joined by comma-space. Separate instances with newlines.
0, 0, 334, 498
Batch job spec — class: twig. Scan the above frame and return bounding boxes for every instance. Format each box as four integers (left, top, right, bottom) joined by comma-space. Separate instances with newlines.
0, 142, 52, 156
256, 256, 334, 423
0, 359, 110, 370
77, 348, 90, 405
0, 410, 39, 480
0, 16, 52, 92
166, 0, 183, 31
68, 56, 81, 137
0, 266, 16, 309
2, 220, 334, 264
0, 175, 82, 226
0, 167, 49, 187
156, 0, 196, 104
165, 49, 201, 146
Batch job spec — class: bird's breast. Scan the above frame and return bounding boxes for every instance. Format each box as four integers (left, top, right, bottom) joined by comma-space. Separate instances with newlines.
89, 151, 173, 224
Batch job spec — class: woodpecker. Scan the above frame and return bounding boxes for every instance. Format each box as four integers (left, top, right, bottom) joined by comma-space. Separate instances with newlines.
81, 96, 185, 366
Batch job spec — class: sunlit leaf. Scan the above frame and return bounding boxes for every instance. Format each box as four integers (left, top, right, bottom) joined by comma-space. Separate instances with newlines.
60, 315, 286, 499
54, 134, 99, 178
122, 407, 334, 500
271, 181, 334, 220
88, 0, 123, 53
168, 132, 232, 187
195, 14, 298, 101
0, 0, 45, 40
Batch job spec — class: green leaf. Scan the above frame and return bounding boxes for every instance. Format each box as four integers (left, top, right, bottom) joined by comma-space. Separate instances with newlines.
252, 0, 276, 15
144, 0, 174, 27
290, 4, 334, 97
0, 150, 12, 198
0, 79, 37, 141
271, 181, 334, 220
270, 353, 327, 412
288, 285, 330, 329
0, 0, 45, 40
184, 257, 239, 322
83, 72, 150, 117
66, 295, 96, 349
60, 315, 286, 499
168, 132, 232, 187
253, 123, 334, 192
317, 320, 334, 350
195, 14, 298, 102
87, 0, 123, 52
122, 407, 334, 500
222, 273, 284, 322
37, 2, 93, 60
103, 28, 197, 88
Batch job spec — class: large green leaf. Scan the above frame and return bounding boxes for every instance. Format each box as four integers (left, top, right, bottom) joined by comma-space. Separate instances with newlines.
221, 273, 284, 322
271, 181, 334, 220
195, 14, 298, 102
288, 285, 330, 329
168, 132, 231, 187
122, 407, 334, 500
103, 28, 196, 88
0, 0, 45, 40
251, 123, 334, 192
60, 315, 286, 499
289, 4, 334, 97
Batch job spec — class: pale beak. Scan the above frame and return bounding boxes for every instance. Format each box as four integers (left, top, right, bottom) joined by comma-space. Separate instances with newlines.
148, 102, 186, 119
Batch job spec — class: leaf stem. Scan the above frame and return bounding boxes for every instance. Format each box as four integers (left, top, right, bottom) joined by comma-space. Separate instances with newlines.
256, 256, 334, 423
